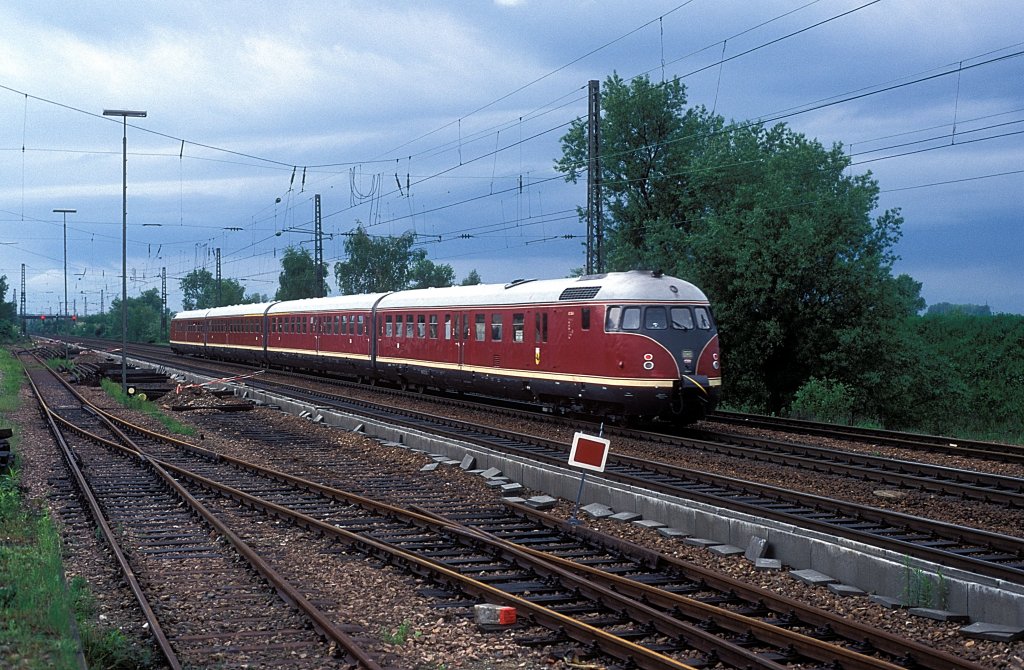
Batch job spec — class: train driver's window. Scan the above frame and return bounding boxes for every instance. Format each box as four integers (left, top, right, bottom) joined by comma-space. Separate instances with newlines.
671, 307, 694, 330
512, 314, 524, 343
694, 307, 712, 330
621, 307, 641, 330
429, 315, 438, 339
491, 314, 503, 341
605, 306, 621, 332
644, 306, 667, 330
385, 315, 393, 337
475, 314, 486, 341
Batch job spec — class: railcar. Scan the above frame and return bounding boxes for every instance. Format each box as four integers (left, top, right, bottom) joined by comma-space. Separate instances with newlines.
170, 270, 721, 423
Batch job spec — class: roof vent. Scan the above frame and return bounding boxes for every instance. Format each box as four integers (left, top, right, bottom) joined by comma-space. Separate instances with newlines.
559, 286, 601, 301
504, 278, 536, 289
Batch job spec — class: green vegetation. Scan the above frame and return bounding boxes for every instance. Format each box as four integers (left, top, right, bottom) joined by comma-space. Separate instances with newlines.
334, 226, 457, 294
903, 557, 949, 609
99, 378, 196, 437
380, 619, 422, 645
557, 72, 1024, 443
1, 349, 155, 668
276, 246, 331, 300
180, 267, 267, 310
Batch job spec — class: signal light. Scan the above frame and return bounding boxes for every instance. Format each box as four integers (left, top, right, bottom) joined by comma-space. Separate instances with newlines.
40, 315, 45, 321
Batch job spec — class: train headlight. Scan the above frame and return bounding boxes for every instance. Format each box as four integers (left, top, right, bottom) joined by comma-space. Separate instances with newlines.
643, 361, 654, 370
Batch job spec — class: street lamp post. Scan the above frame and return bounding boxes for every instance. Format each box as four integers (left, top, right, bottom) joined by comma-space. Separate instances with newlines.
53, 208, 76, 359
103, 109, 147, 395
53, 209, 76, 323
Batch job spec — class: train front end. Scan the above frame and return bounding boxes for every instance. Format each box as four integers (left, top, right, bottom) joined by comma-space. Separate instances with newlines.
598, 271, 721, 423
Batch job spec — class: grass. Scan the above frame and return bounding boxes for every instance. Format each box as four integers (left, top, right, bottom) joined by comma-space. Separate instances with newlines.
1, 348, 155, 668
99, 378, 196, 436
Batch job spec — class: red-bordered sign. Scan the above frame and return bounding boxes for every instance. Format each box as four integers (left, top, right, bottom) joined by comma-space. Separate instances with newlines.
568, 432, 610, 472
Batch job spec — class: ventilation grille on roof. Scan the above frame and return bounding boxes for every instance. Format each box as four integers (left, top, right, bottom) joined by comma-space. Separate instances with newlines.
559, 286, 601, 301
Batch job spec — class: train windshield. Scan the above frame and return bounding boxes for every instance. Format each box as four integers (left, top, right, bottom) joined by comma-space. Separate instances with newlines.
605, 304, 714, 332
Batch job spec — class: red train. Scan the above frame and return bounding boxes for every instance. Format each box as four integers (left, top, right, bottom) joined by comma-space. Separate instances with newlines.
169, 270, 721, 423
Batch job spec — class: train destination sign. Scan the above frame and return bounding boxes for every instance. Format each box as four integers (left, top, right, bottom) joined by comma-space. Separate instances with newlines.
568, 432, 610, 472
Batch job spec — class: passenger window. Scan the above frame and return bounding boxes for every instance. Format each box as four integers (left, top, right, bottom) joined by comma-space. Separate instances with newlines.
645, 306, 667, 330
385, 315, 393, 337
491, 314, 503, 341
671, 307, 694, 330
512, 314, 524, 343
535, 313, 548, 343
621, 307, 641, 331
429, 315, 438, 339
605, 306, 621, 332
395, 315, 402, 337
357, 315, 365, 335
475, 314, 486, 341
694, 307, 712, 330
417, 315, 426, 338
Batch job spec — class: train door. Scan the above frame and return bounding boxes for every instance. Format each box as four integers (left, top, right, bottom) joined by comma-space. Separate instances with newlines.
453, 311, 470, 369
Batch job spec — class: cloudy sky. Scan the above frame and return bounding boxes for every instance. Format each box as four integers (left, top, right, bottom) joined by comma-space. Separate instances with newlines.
2, 0, 1022, 316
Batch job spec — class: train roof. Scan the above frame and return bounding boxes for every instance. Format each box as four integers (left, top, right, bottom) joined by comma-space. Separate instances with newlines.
172, 271, 708, 320
377, 271, 708, 309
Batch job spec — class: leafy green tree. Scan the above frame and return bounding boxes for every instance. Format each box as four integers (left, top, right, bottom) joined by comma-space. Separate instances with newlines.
334, 226, 454, 294
409, 251, 455, 289
103, 288, 166, 343
276, 246, 329, 300
926, 302, 991, 316
557, 73, 922, 416
0, 275, 18, 340
460, 269, 482, 286
180, 268, 249, 309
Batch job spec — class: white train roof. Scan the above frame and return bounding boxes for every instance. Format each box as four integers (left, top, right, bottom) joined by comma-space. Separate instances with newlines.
172, 271, 708, 320
377, 271, 708, 310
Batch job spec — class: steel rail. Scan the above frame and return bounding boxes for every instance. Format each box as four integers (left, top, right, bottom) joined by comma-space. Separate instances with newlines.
153, 460, 711, 670
25, 356, 383, 670
21, 359, 183, 670
710, 410, 1024, 463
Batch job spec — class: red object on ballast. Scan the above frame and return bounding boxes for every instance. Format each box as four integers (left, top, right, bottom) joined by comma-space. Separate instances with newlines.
474, 603, 517, 625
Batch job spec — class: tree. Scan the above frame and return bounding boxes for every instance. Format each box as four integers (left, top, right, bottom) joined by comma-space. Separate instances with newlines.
926, 302, 991, 317
96, 286, 168, 344
408, 251, 455, 289
276, 246, 329, 301
180, 268, 248, 309
557, 73, 922, 416
460, 269, 482, 286
0, 275, 18, 340
334, 226, 455, 294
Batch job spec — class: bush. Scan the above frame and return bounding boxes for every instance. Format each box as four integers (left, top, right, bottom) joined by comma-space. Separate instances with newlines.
789, 377, 855, 424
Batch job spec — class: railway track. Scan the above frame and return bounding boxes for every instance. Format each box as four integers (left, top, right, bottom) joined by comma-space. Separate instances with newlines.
710, 410, 1024, 465
62, 341, 1024, 583
27, 346, 992, 669
21, 352, 384, 670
